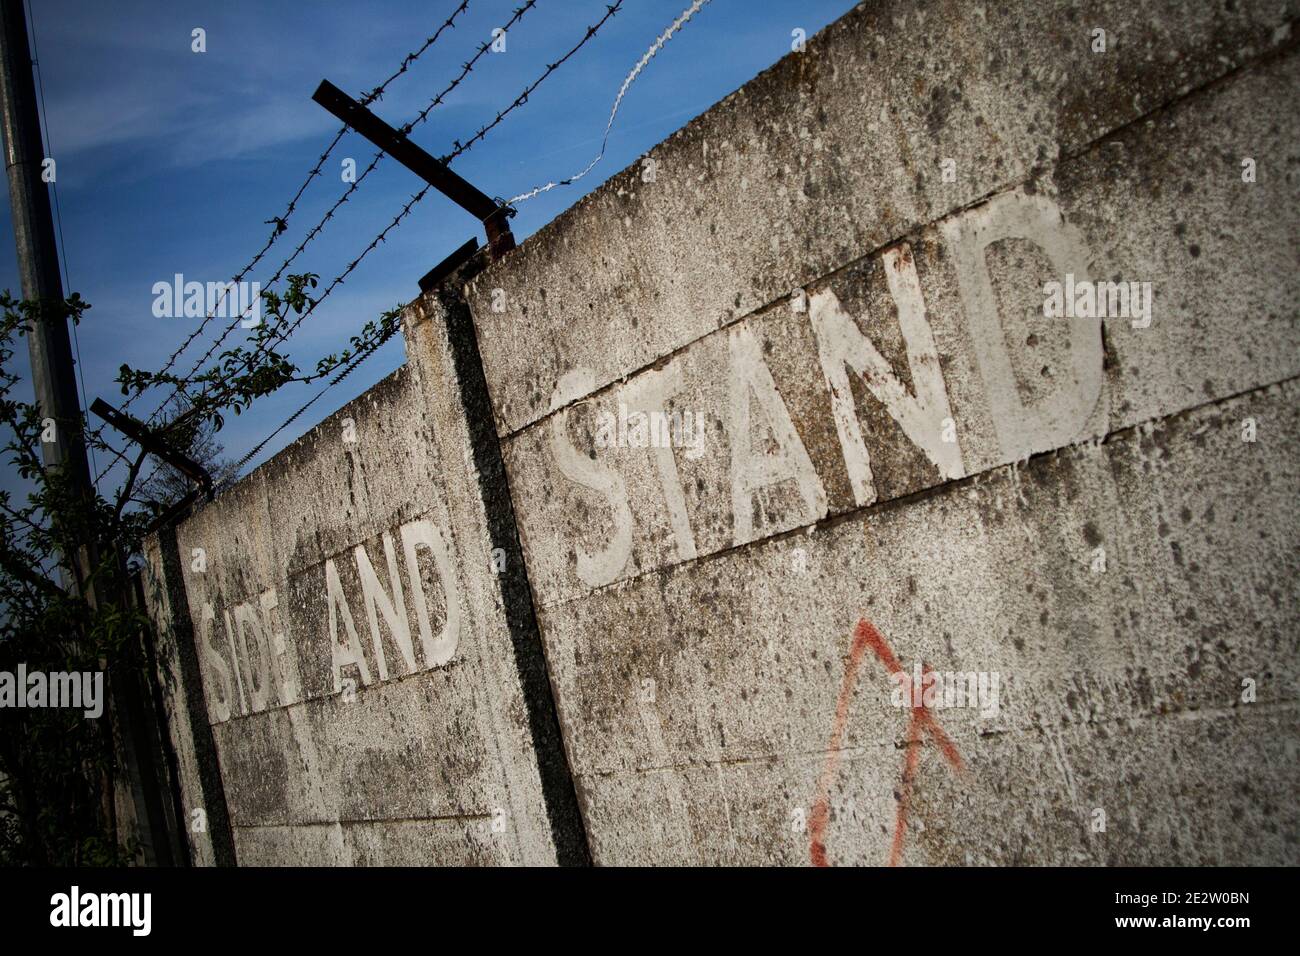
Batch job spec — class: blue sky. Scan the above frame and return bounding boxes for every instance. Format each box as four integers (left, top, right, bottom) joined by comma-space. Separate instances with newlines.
0, 0, 856, 498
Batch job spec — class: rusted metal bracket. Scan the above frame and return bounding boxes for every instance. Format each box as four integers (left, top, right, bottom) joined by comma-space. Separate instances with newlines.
90, 398, 213, 498
312, 80, 516, 268
141, 487, 205, 537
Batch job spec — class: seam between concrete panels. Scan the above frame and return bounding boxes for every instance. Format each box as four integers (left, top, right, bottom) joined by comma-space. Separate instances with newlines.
405, 302, 543, 864
435, 260, 594, 867
496, 26, 1300, 441
203, 655, 472, 729
573, 700, 1300, 782
534, 373, 1300, 615
232, 812, 497, 830
417, 379, 537, 866
157, 523, 239, 866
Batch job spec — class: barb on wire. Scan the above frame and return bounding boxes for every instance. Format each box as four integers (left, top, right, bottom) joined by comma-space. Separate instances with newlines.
360, 1, 470, 107
505, 0, 712, 206
439, 1, 626, 168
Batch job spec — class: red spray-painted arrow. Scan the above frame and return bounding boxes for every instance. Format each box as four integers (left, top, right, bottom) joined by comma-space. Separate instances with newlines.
809, 618, 965, 867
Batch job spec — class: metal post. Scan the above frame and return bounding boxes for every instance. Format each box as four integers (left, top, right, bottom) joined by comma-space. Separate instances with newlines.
312, 79, 516, 260
0, 0, 179, 865
0, 0, 89, 482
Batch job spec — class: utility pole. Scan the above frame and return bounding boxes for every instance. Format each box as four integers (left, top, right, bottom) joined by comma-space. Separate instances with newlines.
0, 0, 182, 866
0, 0, 90, 485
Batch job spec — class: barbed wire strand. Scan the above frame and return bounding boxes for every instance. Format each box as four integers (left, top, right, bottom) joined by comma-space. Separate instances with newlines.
93, 5, 477, 487
229, 319, 402, 476
115, 1, 472, 422
439, 0, 625, 167
180, 0, 627, 451
141, 1, 540, 433
505, 0, 712, 206
211, 1, 631, 479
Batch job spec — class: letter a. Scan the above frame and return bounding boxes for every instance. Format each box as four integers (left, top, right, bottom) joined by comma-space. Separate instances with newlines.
726, 324, 826, 545
809, 243, 965, 507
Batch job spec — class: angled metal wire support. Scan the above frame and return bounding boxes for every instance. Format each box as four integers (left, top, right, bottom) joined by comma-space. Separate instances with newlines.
312, 79, 516, 264
90, 397, 213, 499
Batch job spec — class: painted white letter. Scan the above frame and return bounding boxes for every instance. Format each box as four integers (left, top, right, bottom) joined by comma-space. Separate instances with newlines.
726, 324, 826, 545
809, 243, 965, 506
549, 368, 634, 587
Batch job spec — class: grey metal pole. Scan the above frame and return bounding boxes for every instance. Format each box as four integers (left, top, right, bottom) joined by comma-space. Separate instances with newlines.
0, 0, 90, 484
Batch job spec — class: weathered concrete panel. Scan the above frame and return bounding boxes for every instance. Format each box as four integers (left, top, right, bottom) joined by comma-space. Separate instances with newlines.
159, 352, 565, 864
141, 0, 1299, 868
469, 0, 1297, 437
140, 535, 226, 865
402, 272, 590, 866
580, 703, 1298, 866
233, 818, 500, 867
503, 50, 1300, 607
537, 380, 1300, 862
232, 824, 352, 866
212, 665, 498, 828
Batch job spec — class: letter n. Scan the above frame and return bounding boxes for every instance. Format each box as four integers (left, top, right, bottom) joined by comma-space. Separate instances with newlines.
354, 532, 416, 680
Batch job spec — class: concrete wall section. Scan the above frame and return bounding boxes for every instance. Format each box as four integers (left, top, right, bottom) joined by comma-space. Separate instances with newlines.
139, 0, 1299, 866
467, 0, 1297, 437
468, 0, 1300, 863
501, 43, 1300, 606
140, 529, 235, 866
538, 381, 1300, 864
154, 357, 563, 864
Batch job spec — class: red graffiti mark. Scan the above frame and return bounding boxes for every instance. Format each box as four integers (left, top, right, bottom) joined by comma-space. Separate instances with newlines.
809, 618, 964, 867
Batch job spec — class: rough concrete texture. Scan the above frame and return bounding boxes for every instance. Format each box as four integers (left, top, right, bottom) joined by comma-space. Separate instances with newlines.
145, 348, 563, 864
467, 1, 1300, 863
142, 0, 1299, 866
467, 0, 1298, 438
140, 532, 228, 865
504, 50, 1300, 606
538, 382, 1299, 864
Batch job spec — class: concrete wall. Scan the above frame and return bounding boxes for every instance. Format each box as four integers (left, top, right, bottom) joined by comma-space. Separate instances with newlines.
467, 0, 1300, 864
143, 303, 587, 865
145, 0, 1299, 865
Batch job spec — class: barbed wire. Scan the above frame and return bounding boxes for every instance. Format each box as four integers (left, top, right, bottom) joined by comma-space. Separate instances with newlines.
360, 0, 471, 108
228, 318, 403, 476
209, 2, 634, 482
140, 1, 540, 433
181, 0, 629, 470
440, 1, 626, 167
90, 4, 477, 489
113, 1, 473, 423
173, 184, 431, 423
129, 179, 430, 495
505, 0, 711, 206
